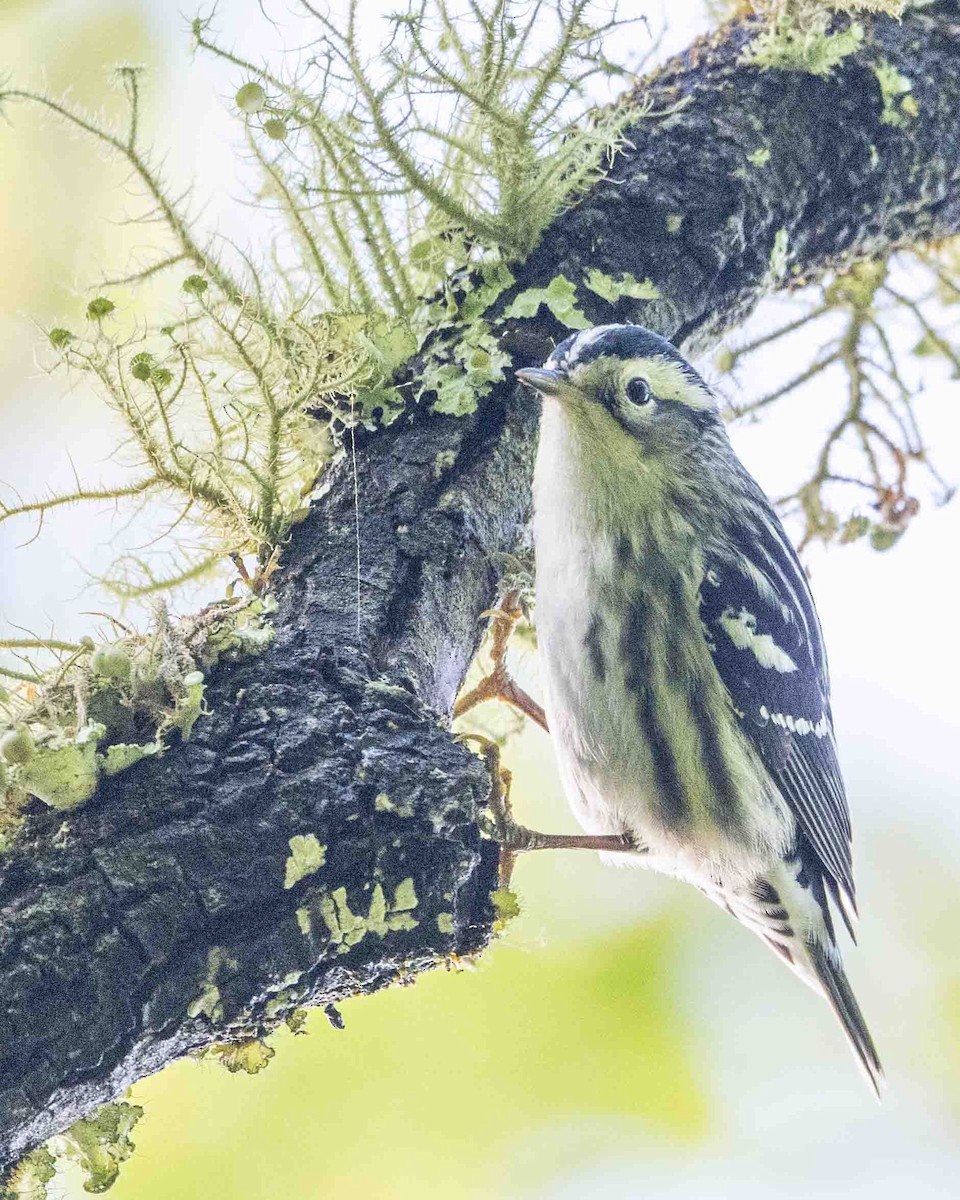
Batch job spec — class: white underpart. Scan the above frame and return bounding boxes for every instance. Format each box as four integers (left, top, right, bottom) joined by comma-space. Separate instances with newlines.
532, 396, 793, 888
718, 606, 798, 673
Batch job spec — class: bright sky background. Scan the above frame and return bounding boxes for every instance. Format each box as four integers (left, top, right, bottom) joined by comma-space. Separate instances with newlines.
2, 2, 960, 1197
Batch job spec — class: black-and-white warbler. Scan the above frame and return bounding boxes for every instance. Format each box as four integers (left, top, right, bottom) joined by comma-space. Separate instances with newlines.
515, 323, 882, 1095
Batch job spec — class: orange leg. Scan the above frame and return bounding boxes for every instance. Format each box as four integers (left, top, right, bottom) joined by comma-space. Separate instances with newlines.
459, 733, 642, 887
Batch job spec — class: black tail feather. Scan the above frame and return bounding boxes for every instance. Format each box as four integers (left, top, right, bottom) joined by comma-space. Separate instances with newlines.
808, 938, 884, 1098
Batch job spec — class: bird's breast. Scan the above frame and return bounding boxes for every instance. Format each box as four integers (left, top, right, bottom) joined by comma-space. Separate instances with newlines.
532, 456, 786, 877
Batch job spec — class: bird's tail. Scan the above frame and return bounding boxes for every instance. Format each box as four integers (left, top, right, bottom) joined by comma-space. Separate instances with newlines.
718, 867, 884, 1097
805, 937, 884, 1099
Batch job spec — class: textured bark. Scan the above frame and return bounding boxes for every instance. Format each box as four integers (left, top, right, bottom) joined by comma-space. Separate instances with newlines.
4, 3, 960, 1164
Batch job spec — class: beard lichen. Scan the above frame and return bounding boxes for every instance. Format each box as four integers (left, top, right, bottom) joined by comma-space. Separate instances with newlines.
1, 4, 647, 815
0, 1102, 144, 1200
0, 596, 276, 842
737, 2, 905, 76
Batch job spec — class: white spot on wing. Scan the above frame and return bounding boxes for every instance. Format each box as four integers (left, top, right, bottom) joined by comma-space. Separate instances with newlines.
719, 606, 798, 673
765, 710, 830, 737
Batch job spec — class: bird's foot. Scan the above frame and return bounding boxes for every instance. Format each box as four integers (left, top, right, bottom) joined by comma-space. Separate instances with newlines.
459, 733, 641, 887
453, 590, 549, 732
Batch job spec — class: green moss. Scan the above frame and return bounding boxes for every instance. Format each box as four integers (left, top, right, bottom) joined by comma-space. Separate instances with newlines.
869, 525, 903, 551
1, 727, 35, 765
235, 82, 267, 115
85, 296, 115, 320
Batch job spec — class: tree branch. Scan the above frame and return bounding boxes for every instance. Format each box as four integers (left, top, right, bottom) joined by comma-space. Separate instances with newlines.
4, 3, 960, 1164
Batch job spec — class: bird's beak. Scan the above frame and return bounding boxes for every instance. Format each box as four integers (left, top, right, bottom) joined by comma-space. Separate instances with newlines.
515, 367, 566, 398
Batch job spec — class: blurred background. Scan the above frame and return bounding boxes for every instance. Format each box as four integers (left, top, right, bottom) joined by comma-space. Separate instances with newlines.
2, 1, 959, 1196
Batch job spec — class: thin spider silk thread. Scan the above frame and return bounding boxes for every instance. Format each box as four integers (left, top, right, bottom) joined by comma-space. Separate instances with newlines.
349, 398, 361, 640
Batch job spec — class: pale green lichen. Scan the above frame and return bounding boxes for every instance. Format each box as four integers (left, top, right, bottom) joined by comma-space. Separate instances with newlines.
747, 146, 771, 168
0, 594, 276, 832
770, 228, 790, 280
317, 888, 368, 949
100, 741, 161, 776
490, 885, 521, 931
299, 878, 420, 952
436, 912, 455, 934
1, 1147, 56, 1199
582, 269, 660, 303
665, 212, 684, 234
432, 450, 457, 479
14, 724, 103, 811
421, 319, 512, 417
49, 1102, 144, 1195
393, 876, 418, 913
205, 1038, 275, 1075
503, 274, 590, 329
2, 1102, 145, 1199
187, 946, 236, 1022
872, 60, 917, 126
284, 834, 327, 889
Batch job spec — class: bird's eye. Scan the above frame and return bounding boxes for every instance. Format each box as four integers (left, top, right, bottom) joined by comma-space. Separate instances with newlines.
626, 377, 652, 407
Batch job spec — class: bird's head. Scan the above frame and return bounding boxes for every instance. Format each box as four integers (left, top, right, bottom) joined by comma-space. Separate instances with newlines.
516, 324, 721, 467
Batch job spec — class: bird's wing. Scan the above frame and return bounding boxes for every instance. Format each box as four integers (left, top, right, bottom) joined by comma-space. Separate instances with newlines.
698, 514, 856, 919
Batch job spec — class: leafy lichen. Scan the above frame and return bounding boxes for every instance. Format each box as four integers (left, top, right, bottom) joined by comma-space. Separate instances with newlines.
283, 834, 327, 889
582, 270, 661, 303
1, 1103, 144, 1200
769, 228, 790, 280
205, 1039, 276, 1075
872, 59, 917, 126
503, 275, 590, 329
0, 595, 277, 834
490, 886, 521, 931
298, 877, 420, 953
187, 946, 237, 1023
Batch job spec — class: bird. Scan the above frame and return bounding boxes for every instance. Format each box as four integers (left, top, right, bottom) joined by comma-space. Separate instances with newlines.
513, 322, 883, 1095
